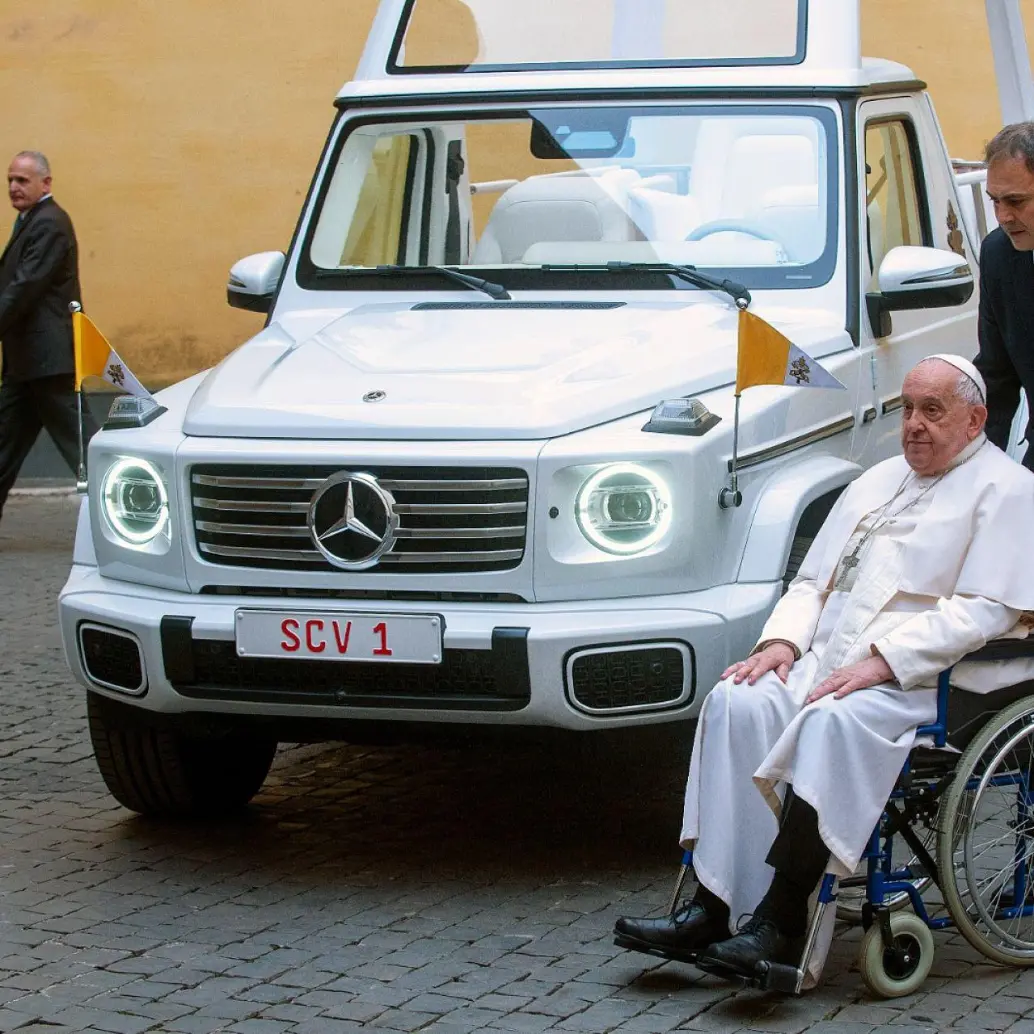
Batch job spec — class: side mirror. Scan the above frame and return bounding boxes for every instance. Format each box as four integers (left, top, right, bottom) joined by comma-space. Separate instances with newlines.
227, 251, 285, 314
866, 246, 974, 338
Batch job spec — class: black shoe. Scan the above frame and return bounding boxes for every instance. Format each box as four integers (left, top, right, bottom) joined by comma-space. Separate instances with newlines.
695, 914, 801, 980
614, 902, 729, 963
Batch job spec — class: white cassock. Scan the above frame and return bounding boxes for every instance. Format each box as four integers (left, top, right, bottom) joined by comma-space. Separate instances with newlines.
681, 436, 1034, 985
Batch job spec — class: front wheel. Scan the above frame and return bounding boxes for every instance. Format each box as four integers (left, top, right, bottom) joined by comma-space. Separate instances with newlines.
87, 693, 277, 818
858, 913, 934, 998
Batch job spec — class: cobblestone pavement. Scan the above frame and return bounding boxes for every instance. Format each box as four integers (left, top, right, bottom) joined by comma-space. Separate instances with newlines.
3, 496, 1034, 1034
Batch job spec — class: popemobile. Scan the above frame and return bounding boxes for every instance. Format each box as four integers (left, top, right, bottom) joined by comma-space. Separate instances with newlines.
59, 0, 1028, 815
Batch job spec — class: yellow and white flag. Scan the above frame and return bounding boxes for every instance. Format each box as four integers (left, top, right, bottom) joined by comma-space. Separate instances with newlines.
736, 309, 845, 395
73, 310, 152, 399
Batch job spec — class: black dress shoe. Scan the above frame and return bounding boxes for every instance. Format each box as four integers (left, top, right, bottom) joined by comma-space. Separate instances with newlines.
614, 902, 730, 963
695, 914, 802, 980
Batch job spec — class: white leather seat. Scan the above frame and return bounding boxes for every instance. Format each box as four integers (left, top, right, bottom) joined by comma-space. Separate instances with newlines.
753, 184, 824, 263
718, 134, 817, 220
472, 169, 640, 264
627, 185, 702, 242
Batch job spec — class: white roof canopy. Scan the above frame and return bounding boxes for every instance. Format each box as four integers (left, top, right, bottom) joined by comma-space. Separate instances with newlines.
344, 0, 871, 99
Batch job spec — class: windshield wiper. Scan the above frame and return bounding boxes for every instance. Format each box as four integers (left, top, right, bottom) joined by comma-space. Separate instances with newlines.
375, 265, 511, 300
315, 265, 511, 300
540, 262, 750, 308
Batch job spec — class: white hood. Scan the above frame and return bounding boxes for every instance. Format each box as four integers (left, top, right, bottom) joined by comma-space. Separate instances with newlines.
183, 300, 848, 440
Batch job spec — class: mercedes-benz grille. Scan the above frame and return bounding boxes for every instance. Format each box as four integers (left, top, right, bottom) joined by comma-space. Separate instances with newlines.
191, 464, 529, 574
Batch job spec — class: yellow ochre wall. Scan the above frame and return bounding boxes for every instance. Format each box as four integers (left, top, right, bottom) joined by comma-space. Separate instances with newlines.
0, 1, 1027, 384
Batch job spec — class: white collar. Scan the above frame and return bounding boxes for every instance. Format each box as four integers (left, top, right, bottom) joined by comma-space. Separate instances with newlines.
914, 433, 987, 483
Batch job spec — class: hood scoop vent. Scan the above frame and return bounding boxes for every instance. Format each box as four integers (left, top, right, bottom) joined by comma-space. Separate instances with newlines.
410, 301, 626, 311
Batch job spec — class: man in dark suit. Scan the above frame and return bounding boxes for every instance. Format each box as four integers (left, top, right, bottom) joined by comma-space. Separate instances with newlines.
0, 150, 93, 521
975, 123, 1034, 470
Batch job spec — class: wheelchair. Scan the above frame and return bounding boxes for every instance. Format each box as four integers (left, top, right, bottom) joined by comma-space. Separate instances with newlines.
639, 639, 1034, 998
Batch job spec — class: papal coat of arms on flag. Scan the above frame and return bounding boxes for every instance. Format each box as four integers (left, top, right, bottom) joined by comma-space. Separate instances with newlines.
735, 309, 845, 394
73, 309, 152, 399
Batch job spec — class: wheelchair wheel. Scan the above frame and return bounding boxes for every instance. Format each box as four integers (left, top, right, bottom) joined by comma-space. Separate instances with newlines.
858, 912, 934, 998
937, 696, 1034, 966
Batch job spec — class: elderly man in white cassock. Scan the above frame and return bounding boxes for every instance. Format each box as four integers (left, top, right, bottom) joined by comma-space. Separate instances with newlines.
615, 353, 1034, 986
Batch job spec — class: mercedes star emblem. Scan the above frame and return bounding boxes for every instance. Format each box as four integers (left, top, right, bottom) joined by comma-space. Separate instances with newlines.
307, 471, 398, 570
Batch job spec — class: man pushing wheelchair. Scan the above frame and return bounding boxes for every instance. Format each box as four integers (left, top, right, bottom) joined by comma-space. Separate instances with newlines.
615, 354, 1034, 990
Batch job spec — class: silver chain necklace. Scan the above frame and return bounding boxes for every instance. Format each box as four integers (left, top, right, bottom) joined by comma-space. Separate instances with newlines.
834, 440, 986, 590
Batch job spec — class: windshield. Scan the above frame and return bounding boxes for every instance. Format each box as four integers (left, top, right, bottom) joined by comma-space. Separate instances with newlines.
390, 0, 807, 72
301, 104, 839, 292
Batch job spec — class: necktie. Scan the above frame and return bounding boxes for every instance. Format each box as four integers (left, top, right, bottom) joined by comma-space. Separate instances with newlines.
8, 213, 23, 243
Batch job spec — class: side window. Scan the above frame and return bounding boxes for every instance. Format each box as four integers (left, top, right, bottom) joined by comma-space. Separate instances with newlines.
340, 136, 415, 267
864, 120, 926, 282
310, 133, 416, 269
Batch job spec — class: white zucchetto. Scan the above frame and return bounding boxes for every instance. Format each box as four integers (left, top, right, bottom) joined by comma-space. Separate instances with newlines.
921, 353, 986, 403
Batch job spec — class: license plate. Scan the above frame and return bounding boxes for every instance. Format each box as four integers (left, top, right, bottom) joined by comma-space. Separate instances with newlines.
234, 610, 443, 664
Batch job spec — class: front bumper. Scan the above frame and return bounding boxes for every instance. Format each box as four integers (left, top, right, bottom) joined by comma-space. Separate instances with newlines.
59, 565, 780, 732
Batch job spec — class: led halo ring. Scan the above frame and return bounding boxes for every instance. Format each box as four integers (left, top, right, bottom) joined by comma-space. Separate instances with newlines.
575, 462, 673, 556
101, 457, 170, 546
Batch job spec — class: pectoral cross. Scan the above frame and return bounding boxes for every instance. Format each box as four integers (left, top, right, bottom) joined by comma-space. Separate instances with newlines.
834, 548, 862, 590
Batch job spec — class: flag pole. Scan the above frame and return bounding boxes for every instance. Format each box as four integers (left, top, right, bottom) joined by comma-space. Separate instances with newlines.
70, 301, 87, 493
719, 299, 749, 510
719, 393, 743, 509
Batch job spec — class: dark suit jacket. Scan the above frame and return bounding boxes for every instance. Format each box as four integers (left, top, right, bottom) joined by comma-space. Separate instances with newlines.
0, 197, 81, 381
976, 227, 1034, 457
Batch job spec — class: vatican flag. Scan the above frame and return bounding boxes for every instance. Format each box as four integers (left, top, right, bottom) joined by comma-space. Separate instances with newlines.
73, 309, 152, 399
736, 308, 845, 394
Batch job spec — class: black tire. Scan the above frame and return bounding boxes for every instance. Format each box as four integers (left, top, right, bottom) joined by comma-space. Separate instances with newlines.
87, 693, 277, 818
782, 535, 814, 594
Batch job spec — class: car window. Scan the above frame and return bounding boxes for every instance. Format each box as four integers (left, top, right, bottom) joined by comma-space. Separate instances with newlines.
865, 120, 926, 282
311, 134, 415, 269
392, 0, 807, 71
302, 104, 840, 292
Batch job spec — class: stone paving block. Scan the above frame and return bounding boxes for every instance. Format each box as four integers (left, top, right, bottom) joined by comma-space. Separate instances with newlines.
401, 991, 476, 1015
554, 997, 646, 1031
273, 965, 339, 990
262, 1002, 325, 1023
290, 1019, 369, 1034
223, 1019, 297, 1034
896, 991, 982, 1026
790, 1024, 877, 1034
974, 997, 1033, 1017
49, 1005, 157, 1034
0, 1007, 44, 1032
10, 1026, 80, 1034
295, 991, 386, 1023
951, 1012, 1026, 1031
349, 983, 422, 1009
476, 992, 537, 1012
417, 1020, 484, 1034
369, 1007, 451, 1030
487, 1011, 561, 1033
880, 1026, 940, 1034
164, 1014, 241, 1034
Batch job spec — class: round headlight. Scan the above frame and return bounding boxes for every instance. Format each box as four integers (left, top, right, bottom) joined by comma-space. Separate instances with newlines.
575, 463, 672, 555
101, 458, 169, 546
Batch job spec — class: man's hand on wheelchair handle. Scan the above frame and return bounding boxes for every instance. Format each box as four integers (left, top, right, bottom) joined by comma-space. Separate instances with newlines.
723, 642, 797, 685
806, 653, 896, 703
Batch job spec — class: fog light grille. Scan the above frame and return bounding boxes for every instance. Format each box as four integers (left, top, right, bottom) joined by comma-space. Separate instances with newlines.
567, 644, 691, 714
79, 625, 146, 695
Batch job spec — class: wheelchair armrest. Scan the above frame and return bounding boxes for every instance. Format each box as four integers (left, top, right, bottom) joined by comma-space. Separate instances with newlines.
958, 638, 1034, 664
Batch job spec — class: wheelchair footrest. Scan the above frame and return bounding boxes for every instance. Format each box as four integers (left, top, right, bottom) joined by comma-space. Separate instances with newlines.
613, 934, 700, 966
755, 960, 803, 994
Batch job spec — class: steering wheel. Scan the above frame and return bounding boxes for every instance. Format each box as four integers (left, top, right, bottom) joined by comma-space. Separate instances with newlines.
685, 220, 781, 245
